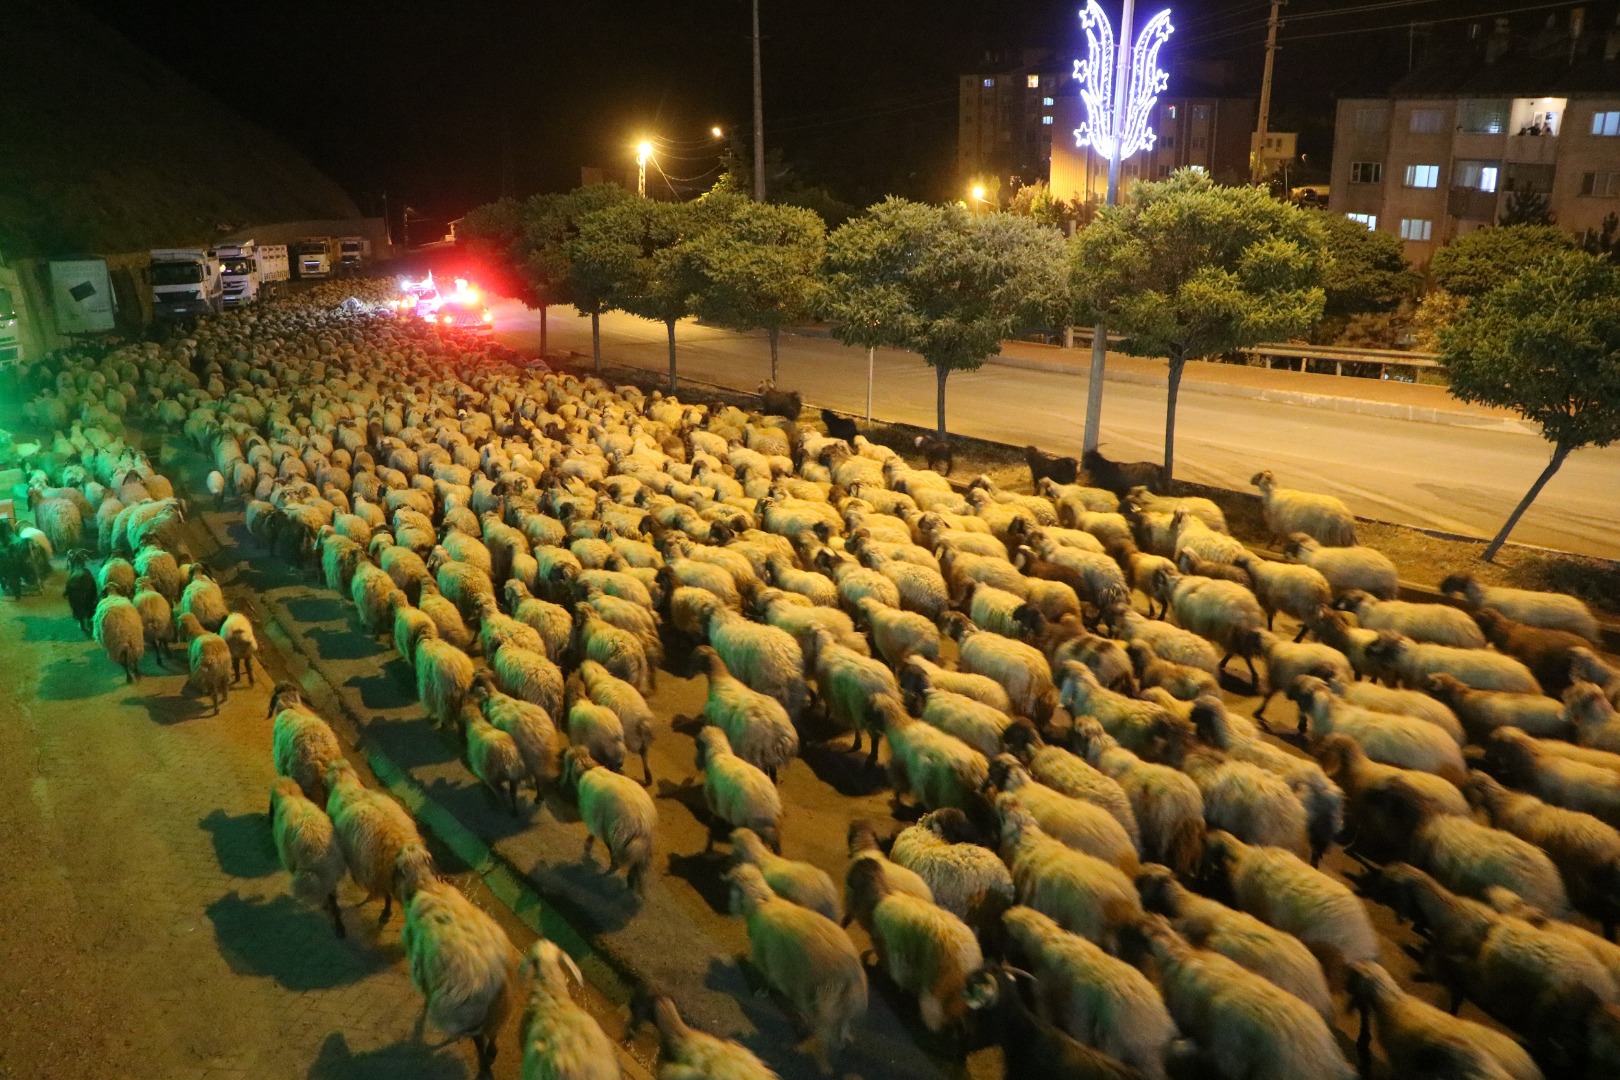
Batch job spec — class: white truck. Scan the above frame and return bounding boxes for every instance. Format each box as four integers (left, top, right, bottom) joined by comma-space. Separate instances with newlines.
337, 236, 371, 275
148, 249, 222, 322
0, 283, 20, 366
296, 237, 333, 279
211, 240, 289, 306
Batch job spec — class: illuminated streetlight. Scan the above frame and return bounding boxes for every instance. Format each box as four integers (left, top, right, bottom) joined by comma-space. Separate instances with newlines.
971, 185, 987, 201
711, 126, 724, 139
636, 140, 654, 197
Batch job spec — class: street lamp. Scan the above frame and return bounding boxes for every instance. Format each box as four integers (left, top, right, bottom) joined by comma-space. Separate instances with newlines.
711, 126, 724, 139
636, 140, 654, 198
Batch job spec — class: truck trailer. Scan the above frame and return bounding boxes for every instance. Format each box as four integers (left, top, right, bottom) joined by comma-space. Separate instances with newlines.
211, 240, 289, 306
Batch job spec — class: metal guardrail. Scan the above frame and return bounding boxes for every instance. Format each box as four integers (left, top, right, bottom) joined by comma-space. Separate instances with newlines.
1067, 328, 1444, 379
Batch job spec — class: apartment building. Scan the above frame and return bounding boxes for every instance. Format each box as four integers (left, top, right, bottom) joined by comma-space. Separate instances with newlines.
957, 51, 1070, 196
1330, 8, 1620, 261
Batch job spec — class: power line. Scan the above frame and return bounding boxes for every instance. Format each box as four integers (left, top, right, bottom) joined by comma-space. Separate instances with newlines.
1282, 0, 1586, 41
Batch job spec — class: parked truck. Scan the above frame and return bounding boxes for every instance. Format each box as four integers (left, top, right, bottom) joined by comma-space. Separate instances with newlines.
148, 249, 222, 322
211, 240, 289, 306
0, 283, 20, 366
337, 236, 371, 275
296, 237, 333, 279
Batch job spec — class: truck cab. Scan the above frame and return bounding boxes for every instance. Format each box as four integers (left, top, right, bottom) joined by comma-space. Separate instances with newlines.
149, 249, 223, 322
0, 285, 19, 367
297, 237, 332, 279
337, 236, 370, 275
212, 241, 259, 306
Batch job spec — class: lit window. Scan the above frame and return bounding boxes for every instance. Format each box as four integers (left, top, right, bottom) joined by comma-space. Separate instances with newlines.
1409, 108, 1445, 134
1404, 164, 1440, 188
1454, 161, 1500, 192
1592, 111, 1620, 136
983, 78, 995, 89
1351, 162, 1382, 184
1399, 218, 1433, 241
1189, 164, 1207, 174
1346, 213, 1377, 230
1167, 105, 1178, 119
1581, 171, 1620, 196
1042, 96, 1054, 106
1042, 116, 1053, 125
1027, 75, 1041, 88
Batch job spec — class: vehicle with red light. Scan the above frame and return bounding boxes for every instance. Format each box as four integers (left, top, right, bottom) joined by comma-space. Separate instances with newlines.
427, 279, 492, 330
392, 273, 441, 317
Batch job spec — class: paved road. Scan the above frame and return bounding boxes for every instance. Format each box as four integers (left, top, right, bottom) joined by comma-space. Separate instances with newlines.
491, 301, 1620, 560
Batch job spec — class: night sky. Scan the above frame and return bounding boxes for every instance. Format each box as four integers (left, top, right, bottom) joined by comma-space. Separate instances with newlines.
76, 0, 1593, 221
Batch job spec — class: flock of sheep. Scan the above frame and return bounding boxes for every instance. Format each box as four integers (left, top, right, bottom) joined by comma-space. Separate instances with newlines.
10, 277, 1620, 1080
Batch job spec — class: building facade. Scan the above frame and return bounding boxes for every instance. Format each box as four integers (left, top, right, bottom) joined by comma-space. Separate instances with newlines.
1328, 11, 1620, 261
957, 51, 1070, 196
1047, 94, 1255, 209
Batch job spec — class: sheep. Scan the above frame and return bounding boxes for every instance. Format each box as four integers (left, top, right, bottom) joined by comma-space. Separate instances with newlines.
753, 586, 868, 657
696, 726, 782, 853
627, 989, 780, 1080
887, 808, 1014, 935
219, 610, 257, 685
997, 796, 1142, 949
131, 576, 175, 666
133, 543, 181, 603
1106, 606, 1221, 674
1136, 864, 1333, 1023
879, 695, 991, 820
1069, 715, 1203, 876
471, 674, 559, 801
854, 595, 940, 668
491, 641, 565, 720
570, 604, 653, 696
269, 776, 347, 938
843, 855, 983, 1033
1177, 546, 1252, 588
963, 966, 1144, 1080
177, 566, 229, 631
1366, 631, 1541, 695
1180, 747, 1313, 861
1426, 671, 1569, 740
1474, 607, 1590, 697
1127, 640, 1218, 701
1303, 604, 1381, 680
989, 755, 1138, 872
391, 593, 438, 665
1200, 830, 1379, 973
177, 611, 231, 714
1331, 675, 1466, 737
1290, 675, 1467, 778
397, 848, 518, 1078
1250, 631, 1353, 723
1059, 662, 1183, 762
708, 607, 809, 722
1081, 448, 1163, 497
96, 554, 136, 598
1440, 573, 1601, 643
1345, 960, 1543, 1080
1024, 444, 1080, 486
1158, 571, 1266, 688
898, 655, 1014, 714
64, 550, 97, 635
418, 585, 476, 653
942, 614, 1056, 724
1569, 647, 1620, 708
1467, 772, 1620, 937
1250, 470, 1356, 546
1482, 886, 1620, 992
465, 710, 527, 814
691, 646, 798, 781
804, 626, 899, 764
562, 746, 656, 894
1283, 533, 1397, 600
1002, 905, 1175, 1078
324, 757, 423, 926
503, 579, 572, 660
725, 862, 867, 1068
516, 940, 619, 1080
1333, 588, 1486, 648
1001, 721, 1141, 844
844, 820, 935, 925
565, 681, 627, 775
577, 659, 654, 784
414, 637, 476, 731
909, 687, 1014, 760
28, 489, 83, 552
269, 683, 344, 805
728, 826, 838, 922
1571, 680, 1620, 754
1310, 734, 1468, 860
1485, 727, 1620, 829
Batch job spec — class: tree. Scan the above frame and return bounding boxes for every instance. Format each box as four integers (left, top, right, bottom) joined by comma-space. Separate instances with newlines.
1428, 224, 1573, 298
1439, 248, 1620, 560
685, 197, 825, 382
1007, 182, 1073, 229
456, 197, 529, 301
1499, 188, 1554, 227
570, 198, 704, 392
1070, 170, 1327, 482
1581, 211, 1620, 262
822, 198, 1069, 437
1314, 211, 1417, 317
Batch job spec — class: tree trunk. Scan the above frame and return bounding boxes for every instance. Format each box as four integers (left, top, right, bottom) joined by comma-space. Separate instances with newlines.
935, 365, 949, 437
1163, 353, 1185, 486
768, 326, 779, 383
1482, 442, 1571, 561
538, 303, 548, 358
591, 309, 602, 373
666, 318, 678, 394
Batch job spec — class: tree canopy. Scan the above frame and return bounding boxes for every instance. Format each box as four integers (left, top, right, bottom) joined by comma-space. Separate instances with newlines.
1440, 247, 1620, 558
1313, 211, 1417, 316
1428, 224, 1572, 298
1070, 170, 1327, 480
823, 197, 1069, 435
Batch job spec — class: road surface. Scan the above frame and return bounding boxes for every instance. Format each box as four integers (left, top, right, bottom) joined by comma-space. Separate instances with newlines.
491, 301, 1620, 560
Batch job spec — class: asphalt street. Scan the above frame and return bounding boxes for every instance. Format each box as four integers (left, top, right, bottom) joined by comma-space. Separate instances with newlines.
490, 301, 1620, 560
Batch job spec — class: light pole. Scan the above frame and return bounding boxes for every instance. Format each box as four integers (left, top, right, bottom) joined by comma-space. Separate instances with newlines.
636, 140, 653, 198
1072, 0, 1174, 454
752, 0, 765, 202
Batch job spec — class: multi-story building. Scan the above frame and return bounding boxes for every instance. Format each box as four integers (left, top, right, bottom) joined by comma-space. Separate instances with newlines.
1047, 93, 1255, 209
1330, 9, 1620, 262
957, 50, 1071, 197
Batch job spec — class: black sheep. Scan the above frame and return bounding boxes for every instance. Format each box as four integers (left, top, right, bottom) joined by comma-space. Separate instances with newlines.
756, 381, 802, 420
819, 407, 859, 444
64, 549, 98, 634
0, 519, 25, 600
913, 434, 953, 475
1081, 448, 1165, 498
1023, 444, 1080, 487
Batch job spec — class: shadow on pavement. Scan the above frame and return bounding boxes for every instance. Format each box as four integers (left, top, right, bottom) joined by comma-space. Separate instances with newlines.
17, 613, 82, 643
123, 685, 214, 725
422, 774, 534, 842
664, 850, 731, 915
799, 742, 889, 798
351, 668, 418, 712
205, 891, 393, 990
201, 809, 279, 879
532, 857, 642, 933
306, 1032, 470, 1080
307, 625, 383, 662
36, 654, 121, 700
283, 595, 348, 625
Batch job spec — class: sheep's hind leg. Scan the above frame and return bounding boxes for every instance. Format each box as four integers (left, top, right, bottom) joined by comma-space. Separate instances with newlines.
326, 893, 346, 938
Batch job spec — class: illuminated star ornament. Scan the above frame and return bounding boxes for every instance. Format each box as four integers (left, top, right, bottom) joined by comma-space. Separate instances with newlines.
1073, 1, 1174, 161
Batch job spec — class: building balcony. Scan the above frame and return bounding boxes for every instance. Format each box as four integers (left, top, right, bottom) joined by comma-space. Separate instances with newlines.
1505, 133, 1559, 165
1452, 131, 1506, 159
1448, 187, 1499, 221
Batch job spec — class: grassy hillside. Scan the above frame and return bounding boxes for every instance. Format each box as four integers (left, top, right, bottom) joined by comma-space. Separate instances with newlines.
0, 1, 360, 258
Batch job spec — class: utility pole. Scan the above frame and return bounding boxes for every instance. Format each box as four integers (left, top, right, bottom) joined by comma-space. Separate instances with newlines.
752, 0, 766, 201
1082, 0, 1135, 453
1252, 0, 1284, 183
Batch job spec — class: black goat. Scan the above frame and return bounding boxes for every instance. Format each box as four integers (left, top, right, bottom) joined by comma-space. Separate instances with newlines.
64, 549, 98, 634
1024, 444, 1079, 487
756, 380, 802, 420
1081, 448, 1164, 498
819, 407, 859, 444
913, 434, 953, 475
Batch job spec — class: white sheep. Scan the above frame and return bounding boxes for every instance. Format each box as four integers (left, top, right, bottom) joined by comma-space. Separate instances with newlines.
93, 590, 145, 681
1346, 960, 1542, 1080
697, 726, 783, 853
989, 755, 1138, 872
844, 820, 934, 926
1365, 631, 1541, 694
1441, 573, 1600, 643
269, 683, 344, 805
1251, 470, 1357, 547
881, 696, 991, 817
465, 710, 527, 814
707, 607, 809, 722
562, 746, 656, 895
1001, 721, 1141, 845
490, 641, 565, 722
1334, 589, 1486, 648
854, 595, 940, 668
730, 826, 839, 921
1284, 533, 1397, 600
898, 655, 1014, 715
996, 796, 1141, 949
1181, 748, 1312, 861
629, 990, 780, 1080
350, 560, 400, 636
178, 610, 231, 715
889, 808, 1015, 935
1160, 571, 1267, 688
805, 626, 900, 765
726, 863, 867, 1069
269, 776, 347, 938
131, 576, 175, 666
471, 674, 559, 801
1485, 727, 1620, 829
942, 614, 1056, 724
391, 593, 439, 665
516, 940, 620, 1080
1570, 680, 1620, 754
219, 610, 257, 685
1290, 675, 1467, 779
1070, 715, 1204, 876
578, 659, 655, 784
414, 637, 476, 731
911, 687, 1014, 760
566, 686, 627, 774
1106, 606, 1222, 674
693, 646, 798, 781
324, 758, 422, 926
